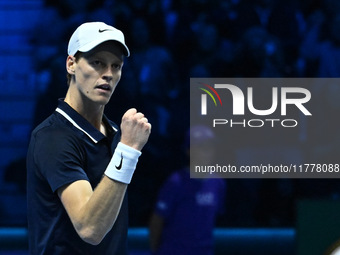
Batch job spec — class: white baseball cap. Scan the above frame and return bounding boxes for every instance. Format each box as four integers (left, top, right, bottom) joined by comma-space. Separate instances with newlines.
67, 22, 130, 57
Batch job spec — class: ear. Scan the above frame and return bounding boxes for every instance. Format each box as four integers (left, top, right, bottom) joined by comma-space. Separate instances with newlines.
66, 55, 76, 75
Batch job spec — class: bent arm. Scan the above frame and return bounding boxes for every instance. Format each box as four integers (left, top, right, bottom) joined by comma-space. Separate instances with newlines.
58, 177, 127, 245
58, 108, 151, 245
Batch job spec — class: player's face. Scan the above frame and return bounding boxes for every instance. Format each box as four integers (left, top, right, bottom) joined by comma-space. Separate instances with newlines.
71, 41, 124, 106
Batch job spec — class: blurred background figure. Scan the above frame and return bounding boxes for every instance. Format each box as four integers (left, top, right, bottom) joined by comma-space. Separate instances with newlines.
299, 0, 340, 77
149, 125, 226, 255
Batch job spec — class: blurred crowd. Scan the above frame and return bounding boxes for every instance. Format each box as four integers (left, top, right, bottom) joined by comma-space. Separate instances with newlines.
5, 0, 340, 228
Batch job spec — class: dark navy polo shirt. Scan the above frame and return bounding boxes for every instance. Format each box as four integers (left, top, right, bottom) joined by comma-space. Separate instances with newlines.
27, 100, 128, 255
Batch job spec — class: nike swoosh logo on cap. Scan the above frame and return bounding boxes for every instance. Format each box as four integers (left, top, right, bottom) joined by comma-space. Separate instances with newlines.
99, 28, 113, 33
116, 153, 123, 170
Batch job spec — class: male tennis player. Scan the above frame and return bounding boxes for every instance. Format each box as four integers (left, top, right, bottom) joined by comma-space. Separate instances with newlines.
27, 22, 151, 254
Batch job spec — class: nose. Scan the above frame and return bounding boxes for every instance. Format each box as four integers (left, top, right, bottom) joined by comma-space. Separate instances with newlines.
102, 67, 114, 81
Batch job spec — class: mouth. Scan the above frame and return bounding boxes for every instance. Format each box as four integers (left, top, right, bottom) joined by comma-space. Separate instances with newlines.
95, 84, 112, 92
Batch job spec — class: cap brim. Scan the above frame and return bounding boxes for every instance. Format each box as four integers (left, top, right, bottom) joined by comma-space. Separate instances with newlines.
78, 38, 130, 57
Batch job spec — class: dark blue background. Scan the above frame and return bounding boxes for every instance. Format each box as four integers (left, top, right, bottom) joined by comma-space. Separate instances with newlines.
1, 0, 340, 233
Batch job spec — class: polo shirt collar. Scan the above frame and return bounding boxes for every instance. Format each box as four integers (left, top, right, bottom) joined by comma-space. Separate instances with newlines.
55, 99, 117, 143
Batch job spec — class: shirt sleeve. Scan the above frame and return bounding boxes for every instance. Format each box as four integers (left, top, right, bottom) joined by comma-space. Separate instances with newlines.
33, 126, 89, 193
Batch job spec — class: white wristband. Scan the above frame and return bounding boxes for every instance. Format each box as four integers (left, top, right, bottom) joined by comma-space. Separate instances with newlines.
105, 142, 142, 184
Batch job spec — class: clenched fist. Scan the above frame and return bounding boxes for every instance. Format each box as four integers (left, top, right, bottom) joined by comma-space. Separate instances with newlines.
120, 108, 151, 151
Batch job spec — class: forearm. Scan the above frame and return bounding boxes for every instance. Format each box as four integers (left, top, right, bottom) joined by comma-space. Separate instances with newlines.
74, 177, 127, 245
60, 142, 140, 244
78, 142, 141, 239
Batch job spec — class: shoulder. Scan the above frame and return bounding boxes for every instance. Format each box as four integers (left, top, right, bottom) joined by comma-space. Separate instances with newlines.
33, 112, 80, 140
30, 113, 82, 154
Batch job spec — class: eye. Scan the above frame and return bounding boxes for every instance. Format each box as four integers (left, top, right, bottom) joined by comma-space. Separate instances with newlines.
87, 57, 105, 68
112, 64, 121, 70
92, 60, 103, 66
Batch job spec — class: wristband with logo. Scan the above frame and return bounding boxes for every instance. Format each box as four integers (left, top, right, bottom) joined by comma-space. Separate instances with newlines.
105, 142, 141, 184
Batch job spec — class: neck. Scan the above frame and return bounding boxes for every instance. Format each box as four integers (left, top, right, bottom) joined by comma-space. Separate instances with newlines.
64, 92, 105, 131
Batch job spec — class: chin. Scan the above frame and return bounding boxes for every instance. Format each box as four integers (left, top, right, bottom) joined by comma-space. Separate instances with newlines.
94, 96, 111, 106
99, 99, 111, 106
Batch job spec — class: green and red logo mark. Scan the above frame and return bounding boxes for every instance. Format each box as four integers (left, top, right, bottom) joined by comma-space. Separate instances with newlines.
199, 83, 222, 115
